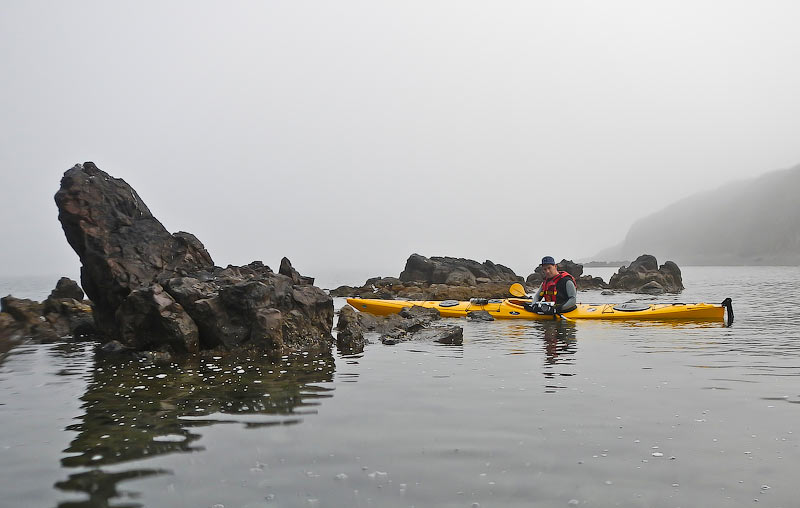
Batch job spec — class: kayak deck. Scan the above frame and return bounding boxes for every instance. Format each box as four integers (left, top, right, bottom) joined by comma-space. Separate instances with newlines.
346, 297, 727, 321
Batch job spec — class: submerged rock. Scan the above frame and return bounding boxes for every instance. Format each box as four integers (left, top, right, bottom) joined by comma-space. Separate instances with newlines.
336, 304, 463, 350
466, 310, 495, 321
381, 325, 463, 345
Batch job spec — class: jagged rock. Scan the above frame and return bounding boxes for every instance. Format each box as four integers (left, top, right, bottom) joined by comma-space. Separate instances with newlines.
398, 306, 441, 321
372, 277, 403, 287
279, 257, 315, 285
445, 268, 477, 286
329, 285, 357, 297
48, 277, 84, 301
608, 255, 684, 293
335, 305, 369, 353
164, 264, 333, 353
399, 254, 522, 284
526, 272, 543, 287
466, 310, 494, 321
116, 284, 199, 353
55, 162, 214, 334
578, 276, 608, 290
638, 281, 665, 295
54, 162, 334, 354
1, 296, 44, 325
337, 304, 461, 346
0, 312, 17, 332
526, 259, 608, 291
0, 277, 97, 341
557, 259, 584, 278
43, 298, 95, 338
421, 326, 463, 344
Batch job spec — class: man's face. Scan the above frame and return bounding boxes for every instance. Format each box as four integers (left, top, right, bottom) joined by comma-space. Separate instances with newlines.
542, 264, 558, 278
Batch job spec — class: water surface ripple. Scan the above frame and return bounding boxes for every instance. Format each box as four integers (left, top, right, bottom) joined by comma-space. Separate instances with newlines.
1, 267, 798, 507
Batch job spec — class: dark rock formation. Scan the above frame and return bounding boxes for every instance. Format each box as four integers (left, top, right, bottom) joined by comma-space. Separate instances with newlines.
331, 279, 519, 301
280, 257, 315, 285
525, 258, 607, 292
0, 278, 96, 343
335, 304, 463, 350
49, 277, 85, 301
55, 162, 214, 334
399, 254, 522, 285
332, 255, 610, 300
164, 262, 334, 353
607, 255, 684, 294
116, 284, 199, 354
398, 305, 441, 321
335, 305, 370, 353
54, 162, 334, 355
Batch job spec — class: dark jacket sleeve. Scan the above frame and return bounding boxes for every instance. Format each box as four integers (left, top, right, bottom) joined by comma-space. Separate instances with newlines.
557, 280, 577, 312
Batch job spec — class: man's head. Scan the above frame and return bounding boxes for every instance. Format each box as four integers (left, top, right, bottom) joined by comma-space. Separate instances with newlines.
541, 256, 558, 278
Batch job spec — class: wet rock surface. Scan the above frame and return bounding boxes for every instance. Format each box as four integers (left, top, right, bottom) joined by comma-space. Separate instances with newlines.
52, 162, 334, 355
330, 279, 518, 301
0, 278, 96, 344
466, 310, 495, 321
607, 255, 684, 294
336, 304, 462, 352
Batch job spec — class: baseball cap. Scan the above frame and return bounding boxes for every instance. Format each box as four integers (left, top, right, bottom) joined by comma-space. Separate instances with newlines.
541, 256, 556, 265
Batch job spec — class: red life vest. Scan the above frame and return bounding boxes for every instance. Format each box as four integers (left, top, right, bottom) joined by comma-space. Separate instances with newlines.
540, 271, 577, 304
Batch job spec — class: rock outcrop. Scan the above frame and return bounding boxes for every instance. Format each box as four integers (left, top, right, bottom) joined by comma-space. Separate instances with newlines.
607, 254, 684, 294
333, 254, 611, 300
0, 278, 96, 343
335, 304, 462, 353
332, 254, 530, 300
55, 162, 215, 334
331, 278, 520, 301
54, 162, 334, 355
525, 259, 607, 291
400, 254, 522, 285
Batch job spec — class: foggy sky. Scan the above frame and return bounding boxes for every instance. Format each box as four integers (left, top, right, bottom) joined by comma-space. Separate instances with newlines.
2, 1, 800, 285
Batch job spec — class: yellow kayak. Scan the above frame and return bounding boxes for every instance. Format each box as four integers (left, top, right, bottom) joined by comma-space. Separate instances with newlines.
346, 297, 732, 322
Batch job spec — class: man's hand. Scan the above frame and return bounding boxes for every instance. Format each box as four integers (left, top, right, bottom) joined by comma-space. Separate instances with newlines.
534, 302, 557, 315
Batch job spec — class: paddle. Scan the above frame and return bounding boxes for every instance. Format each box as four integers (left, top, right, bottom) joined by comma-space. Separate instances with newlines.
509, 282, 526, 297
508, 283, 573, 322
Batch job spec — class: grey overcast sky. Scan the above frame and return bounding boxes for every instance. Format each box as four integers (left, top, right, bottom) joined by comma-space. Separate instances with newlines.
2, 1, 800, 285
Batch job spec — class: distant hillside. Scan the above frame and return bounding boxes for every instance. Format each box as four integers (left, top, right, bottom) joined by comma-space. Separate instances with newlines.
594, 164, 800, 265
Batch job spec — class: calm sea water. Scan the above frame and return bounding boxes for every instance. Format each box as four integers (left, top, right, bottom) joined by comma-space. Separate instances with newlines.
1, 267, 799, 508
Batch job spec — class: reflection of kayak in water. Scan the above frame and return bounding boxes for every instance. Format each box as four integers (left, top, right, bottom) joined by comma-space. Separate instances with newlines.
346, 297, 734, 322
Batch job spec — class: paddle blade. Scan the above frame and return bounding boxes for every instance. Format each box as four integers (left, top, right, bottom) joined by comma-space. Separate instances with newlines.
509, 283, 526, 297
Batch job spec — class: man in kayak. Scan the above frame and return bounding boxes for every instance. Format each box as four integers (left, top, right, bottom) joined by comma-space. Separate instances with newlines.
531, 256, 577, 314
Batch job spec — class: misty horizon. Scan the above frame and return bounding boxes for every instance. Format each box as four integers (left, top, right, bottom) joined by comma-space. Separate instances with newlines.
3, 2, 800, 282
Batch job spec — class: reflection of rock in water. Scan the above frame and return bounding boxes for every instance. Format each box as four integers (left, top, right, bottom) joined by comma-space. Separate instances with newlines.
540, 321, 577, 393
55, 469, 167, 508
55, 350, 335, 507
